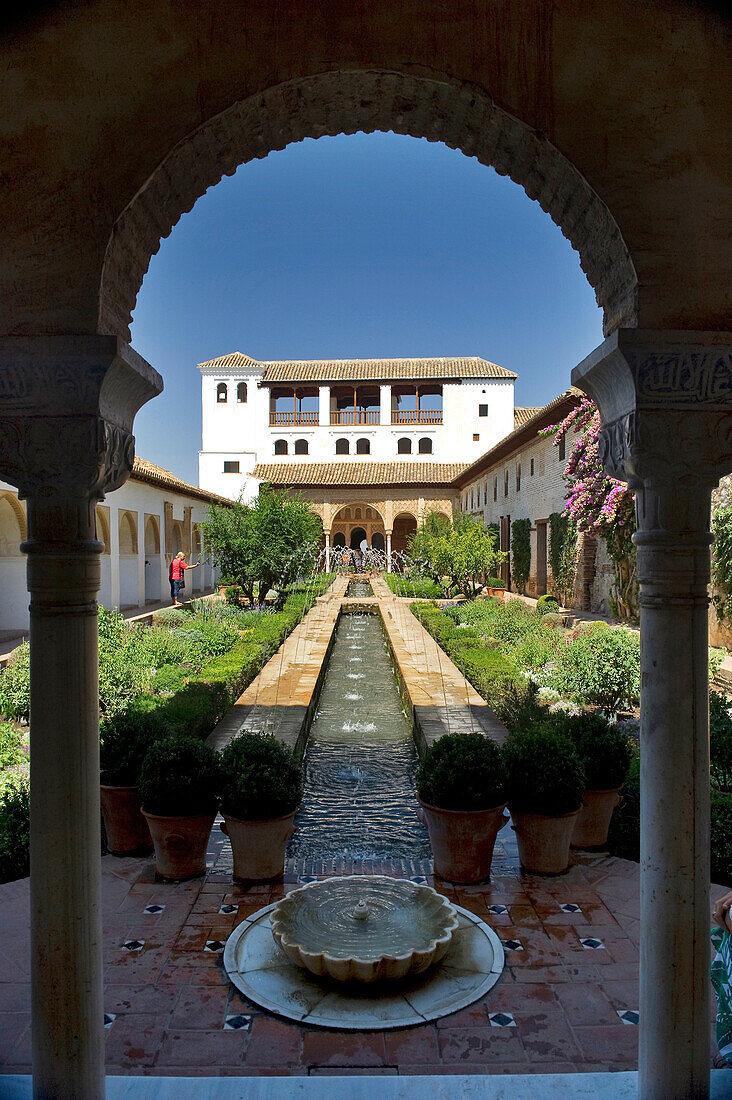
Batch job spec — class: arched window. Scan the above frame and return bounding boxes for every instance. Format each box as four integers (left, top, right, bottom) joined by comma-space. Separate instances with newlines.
294, 439, 308, 455
397, 437, 412, 454
237, 382, 247, 403
274, 439, 288, 455
356, 438, 370, 455
418, 437, 432, 454
336, 438, 350, 455
216, 382, 228, 403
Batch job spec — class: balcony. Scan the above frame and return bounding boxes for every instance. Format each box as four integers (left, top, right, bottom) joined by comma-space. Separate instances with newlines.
269, 411, 319, 426
391, 409, 443, 424
330, 410, 380, 426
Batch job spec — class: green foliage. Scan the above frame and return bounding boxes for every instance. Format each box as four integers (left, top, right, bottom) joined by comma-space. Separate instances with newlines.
223, 585, 243, 605
384, 573, 443, 599
410, 510, 505, 600
536, 594, 560, 614
711, 790, 732, 886
490, 680, 550, 732
553, 622, 640, 713
100, 709, 173, 787
606, 740, 640, 862
502, 724, 585, 816
0, 777, 30, 884
416, 732, 507, 811
202, 486, 323, 604
151, 606, 189, 627
549, 711, 632, 790
0, 644, 30, 721
712, 506, 732, 624
548, 512, 578, 605
138, 735, 221, 816
220, 732, 302, 820
711, 690, 732, 793
511, 518, 531, 595
484, 577, 505, 589
0, 722, 25, 769
98, 608, 154, 717
411, 603, 520, 700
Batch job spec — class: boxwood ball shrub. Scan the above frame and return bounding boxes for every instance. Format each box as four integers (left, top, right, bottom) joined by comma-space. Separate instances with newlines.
138, 736, 221, 816
536, 594, 560, 614
502, 723, 585, 816
550, 712, 633, 790
219, 732, 302, 820
100, 709, 173, 787
416, 731, 507, 811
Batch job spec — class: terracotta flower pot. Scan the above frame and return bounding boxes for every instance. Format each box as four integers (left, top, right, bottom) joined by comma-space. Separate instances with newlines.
417, 798, 508, 884
512, 807, 581, 875
100, 784, 153, 855
571, 788, 623, 849
142, 808, 216, 880
220, 808, 298, 882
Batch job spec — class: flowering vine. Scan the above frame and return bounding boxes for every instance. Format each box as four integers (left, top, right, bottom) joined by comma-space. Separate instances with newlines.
544, 398, 638, 621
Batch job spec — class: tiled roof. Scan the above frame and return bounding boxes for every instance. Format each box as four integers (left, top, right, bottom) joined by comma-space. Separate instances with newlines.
131, 457, 234, 506
253, 462, 468, 487
198, 352, 517, 382
453, 389, 584, 487
514, 406, 543, 428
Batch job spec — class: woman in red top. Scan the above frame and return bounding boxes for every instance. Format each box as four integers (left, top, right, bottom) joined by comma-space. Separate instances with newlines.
169, 551, 200, 605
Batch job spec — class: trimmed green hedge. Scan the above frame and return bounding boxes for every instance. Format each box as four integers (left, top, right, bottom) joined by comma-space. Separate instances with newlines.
411, 602, 519, 703
385, 573, 444, 599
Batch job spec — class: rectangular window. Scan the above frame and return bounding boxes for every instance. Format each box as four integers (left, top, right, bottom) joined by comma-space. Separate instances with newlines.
516, 463, 521, 492
504, 469, 509, 497
479, 404, 488, 417
473, 433, 480, 441
530, 458, 535, 476
223, 460, 240, 473
558, 435, 566, 461
493, 476, 498, 502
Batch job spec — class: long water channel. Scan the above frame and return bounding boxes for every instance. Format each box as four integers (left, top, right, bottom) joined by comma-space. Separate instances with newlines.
287, 610, 431, 863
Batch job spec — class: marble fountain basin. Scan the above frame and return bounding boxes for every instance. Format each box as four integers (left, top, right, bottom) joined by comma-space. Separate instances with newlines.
270, 875, 459, 983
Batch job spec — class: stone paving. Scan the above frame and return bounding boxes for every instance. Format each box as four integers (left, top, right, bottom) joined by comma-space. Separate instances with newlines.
1, 846, 724, 1078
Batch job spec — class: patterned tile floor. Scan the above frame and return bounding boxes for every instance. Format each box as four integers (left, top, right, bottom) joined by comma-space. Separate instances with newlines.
3, 836, 723, 1080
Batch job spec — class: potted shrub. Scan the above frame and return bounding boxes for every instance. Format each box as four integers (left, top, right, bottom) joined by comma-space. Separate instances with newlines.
138, 736, 221, 879
416, 731, 508, 883
502, 724, 585, 874
99, 710, 171, 855
484, 575, 506, 597
559, 713, 633, 848
219, 732, 302, 881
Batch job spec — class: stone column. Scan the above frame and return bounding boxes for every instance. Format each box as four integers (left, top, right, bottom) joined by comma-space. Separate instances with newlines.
109, 504, 120, 609
573, 330, 732, 1100
318, 385, 330, 426
379, 383, 391, 427
386, 531, 392, 573
324, 530, 330, 570
0, 336, 162, 1100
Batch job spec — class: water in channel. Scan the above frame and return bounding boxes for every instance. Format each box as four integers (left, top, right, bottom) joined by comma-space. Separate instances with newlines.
287, 612, 431, 862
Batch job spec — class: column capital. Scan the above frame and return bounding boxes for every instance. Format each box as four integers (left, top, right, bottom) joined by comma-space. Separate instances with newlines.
572, 330, 732, 524
0, 335, 162, 502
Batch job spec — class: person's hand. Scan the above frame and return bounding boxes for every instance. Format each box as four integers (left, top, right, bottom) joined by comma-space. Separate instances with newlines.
713, 889, 732, 932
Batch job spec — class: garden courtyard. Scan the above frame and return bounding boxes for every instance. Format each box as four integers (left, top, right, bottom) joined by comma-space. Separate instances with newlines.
1, 554, 732, 1089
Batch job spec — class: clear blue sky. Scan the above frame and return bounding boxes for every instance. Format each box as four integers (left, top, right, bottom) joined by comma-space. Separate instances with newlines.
130, 132, 603, 485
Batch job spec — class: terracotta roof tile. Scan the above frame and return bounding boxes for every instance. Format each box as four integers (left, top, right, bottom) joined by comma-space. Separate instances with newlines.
131, 457, 234, 506
252, 462, 468, 487
514, 406, 543, 427
198, 352, 516, 382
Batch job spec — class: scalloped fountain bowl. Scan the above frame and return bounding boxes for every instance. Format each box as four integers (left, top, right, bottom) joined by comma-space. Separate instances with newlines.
270, 875, 459, 983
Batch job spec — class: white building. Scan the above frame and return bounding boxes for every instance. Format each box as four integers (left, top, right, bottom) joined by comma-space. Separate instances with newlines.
0, 458, 227, 639
198, 352, 517, 500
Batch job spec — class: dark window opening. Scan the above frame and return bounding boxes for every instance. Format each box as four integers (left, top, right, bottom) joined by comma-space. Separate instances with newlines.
237, 382, 247, 403
418, 437, 432, 454
336, 438, 350, 455
216, 382, 228, 403
356, 438, 370, 455
397, 437, 412, 454
294, 439, 308, 455
274, 439, 288, 455
479, 404, 488, 417
223, 460, 240, 473
558, 436, 566, 461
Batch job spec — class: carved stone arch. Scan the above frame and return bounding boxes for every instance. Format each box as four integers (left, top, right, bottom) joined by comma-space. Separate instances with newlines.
95, 505, 111, 554
0, 490, 27, 544
144, 513, 160, 556
99, 71, 637, 341
118, 509, 138, 554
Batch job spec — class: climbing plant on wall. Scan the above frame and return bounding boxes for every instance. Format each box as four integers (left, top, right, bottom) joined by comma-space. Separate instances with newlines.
712, 505, 732, 624
511, 518, 532, 595
546, 397, 637, 621
548, 512, 578, 606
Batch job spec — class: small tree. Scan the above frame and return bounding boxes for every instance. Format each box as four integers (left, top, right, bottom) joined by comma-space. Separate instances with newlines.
511, 518, 531, 595
410, 510, 504, 599
202, 486, 322, 605
549, 512, 578, 606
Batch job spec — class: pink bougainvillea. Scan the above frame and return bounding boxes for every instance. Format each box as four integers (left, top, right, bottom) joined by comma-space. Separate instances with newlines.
544, 398, 638, 620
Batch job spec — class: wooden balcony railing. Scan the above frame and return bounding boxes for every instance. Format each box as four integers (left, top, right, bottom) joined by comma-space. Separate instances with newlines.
330, 410, 380, 425
391, 410, 443, 424
269, 411, 319, 426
